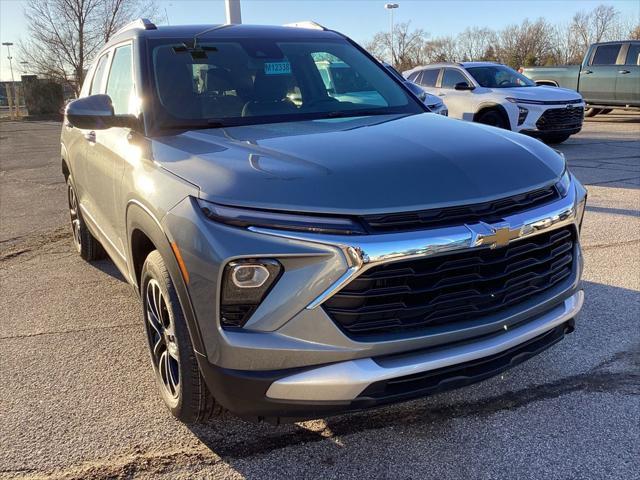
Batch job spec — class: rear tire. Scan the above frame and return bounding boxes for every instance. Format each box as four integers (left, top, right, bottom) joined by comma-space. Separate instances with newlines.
584, 108, 602, 117
66, 177, 105, 261
540, 133, 572, 145
476, 110, 510, 129
141, 250, 222, 423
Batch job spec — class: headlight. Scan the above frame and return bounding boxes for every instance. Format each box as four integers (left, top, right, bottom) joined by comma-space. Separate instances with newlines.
506, 97, 545, 105
555, 169, 571, 197
197, 198, 367, 235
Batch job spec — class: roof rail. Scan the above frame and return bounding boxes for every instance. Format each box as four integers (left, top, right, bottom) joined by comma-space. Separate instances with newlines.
283, 21, 327, 31
114, 18, 157, 36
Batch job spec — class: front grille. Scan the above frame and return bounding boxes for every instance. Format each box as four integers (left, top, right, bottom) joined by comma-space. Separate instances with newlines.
536, 107, 584, 131
361, 186, 559, 233
323, 227, 575, 338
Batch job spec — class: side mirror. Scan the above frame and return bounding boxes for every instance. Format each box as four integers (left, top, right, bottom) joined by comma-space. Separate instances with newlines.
454, 82, 475, 91
65, 94, 138, 130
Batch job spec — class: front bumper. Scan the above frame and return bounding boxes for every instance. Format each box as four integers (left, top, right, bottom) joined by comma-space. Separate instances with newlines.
163, 176, 587, 418
511, 102, 585, 136
199, 293, 580, 421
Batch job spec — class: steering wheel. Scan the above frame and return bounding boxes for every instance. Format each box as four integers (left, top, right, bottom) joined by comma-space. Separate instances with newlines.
498, 80, 511, 86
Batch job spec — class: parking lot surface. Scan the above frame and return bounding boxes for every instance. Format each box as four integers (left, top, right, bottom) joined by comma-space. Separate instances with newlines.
1, 113, 639, 480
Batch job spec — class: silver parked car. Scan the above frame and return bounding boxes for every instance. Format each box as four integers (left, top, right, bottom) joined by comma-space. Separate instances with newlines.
62, 20, 586, 423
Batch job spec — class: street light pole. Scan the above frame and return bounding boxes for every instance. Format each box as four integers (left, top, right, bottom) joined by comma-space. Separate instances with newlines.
225, 0, 242, 24
384, 3, 399, 67
2, 41, 18, 119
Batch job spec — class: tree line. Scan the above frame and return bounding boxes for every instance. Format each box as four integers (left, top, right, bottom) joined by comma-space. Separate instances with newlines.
366, 4, 640, 72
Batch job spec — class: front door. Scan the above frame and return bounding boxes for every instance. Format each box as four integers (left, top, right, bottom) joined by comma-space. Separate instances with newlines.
437, 68, 474, 121
83, 43, 135, 259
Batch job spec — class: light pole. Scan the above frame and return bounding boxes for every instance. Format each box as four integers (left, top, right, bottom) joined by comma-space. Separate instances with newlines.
2, 41, 18, 118
225, 0, 242, 24
384, 3, 399, 67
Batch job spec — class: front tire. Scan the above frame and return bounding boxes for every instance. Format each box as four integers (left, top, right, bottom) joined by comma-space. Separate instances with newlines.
141, 250, 222, 423
476, 110, 510, 129
66, 177, 105, 261
540, 133, 572, 144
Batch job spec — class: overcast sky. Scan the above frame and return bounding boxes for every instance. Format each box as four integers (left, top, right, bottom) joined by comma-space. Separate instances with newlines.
1, 0, 639, 81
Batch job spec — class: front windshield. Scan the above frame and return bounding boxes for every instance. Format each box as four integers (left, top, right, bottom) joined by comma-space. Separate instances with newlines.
149, 37, 421, 129
466, 65, 536, 88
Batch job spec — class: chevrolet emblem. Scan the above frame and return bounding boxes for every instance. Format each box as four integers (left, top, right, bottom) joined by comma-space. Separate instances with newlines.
467, 222, 523, 249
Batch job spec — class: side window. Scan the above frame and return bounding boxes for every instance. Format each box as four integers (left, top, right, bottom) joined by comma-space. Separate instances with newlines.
591, 44, 622, 65
625, 44, 640, 65
90, 53, 110, 95
106, 44, 134, 114
407, 71, 420, 82
420, 69, 440, 87
441, 68, 468, 89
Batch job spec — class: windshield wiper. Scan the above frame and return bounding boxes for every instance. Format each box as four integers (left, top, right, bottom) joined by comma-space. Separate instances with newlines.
320, 110, 390, 119
163, 119, 228, 132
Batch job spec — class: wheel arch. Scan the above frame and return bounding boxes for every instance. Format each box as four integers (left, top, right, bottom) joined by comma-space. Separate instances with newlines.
473, 103, 511, 127
61, 143, 70, 179
126, 200, 206, 355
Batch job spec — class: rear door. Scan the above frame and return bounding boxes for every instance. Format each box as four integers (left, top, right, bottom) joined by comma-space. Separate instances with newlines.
579, 43, 623, 104
616, 42, 640, 105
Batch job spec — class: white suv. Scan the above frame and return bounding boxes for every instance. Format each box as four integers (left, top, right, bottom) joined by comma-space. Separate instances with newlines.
404, 62, 585, 144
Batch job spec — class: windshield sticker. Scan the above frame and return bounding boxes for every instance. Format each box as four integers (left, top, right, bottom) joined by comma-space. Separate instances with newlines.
264, 61, 291, 75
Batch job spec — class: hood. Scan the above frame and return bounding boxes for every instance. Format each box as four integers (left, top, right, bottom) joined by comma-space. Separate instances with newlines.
492, 85, 583, 102
152, 113, 565, 215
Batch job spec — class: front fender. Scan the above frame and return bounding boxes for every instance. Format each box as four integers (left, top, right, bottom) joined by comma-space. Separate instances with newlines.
126, 200, 206, 355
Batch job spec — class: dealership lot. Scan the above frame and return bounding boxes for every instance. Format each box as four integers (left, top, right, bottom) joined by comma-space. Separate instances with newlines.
1, 114, 638, 479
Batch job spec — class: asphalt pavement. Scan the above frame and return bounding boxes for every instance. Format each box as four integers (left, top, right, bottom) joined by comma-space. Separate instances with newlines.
1, 112, 639, 480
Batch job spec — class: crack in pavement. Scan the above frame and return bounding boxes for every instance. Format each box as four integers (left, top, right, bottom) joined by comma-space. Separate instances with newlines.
582, 238, 640, 251
0, 227, 71, 261
0, 323, 139, 341
586, 175, 640, 187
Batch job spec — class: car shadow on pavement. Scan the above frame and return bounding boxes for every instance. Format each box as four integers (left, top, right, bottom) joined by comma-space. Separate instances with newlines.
184, 280, 640, 466
89, 257, 128, 282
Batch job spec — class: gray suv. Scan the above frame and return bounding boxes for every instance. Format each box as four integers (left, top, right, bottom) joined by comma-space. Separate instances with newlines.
62, 20, 586, 423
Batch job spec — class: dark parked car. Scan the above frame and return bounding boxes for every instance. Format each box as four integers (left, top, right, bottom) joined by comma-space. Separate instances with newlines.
62, 19, 586, 423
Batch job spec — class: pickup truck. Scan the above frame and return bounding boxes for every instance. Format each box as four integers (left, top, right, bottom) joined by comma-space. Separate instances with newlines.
523, 40, 639, 117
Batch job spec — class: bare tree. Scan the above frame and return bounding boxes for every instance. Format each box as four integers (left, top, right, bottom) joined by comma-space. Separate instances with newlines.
457, 27, 497, 61
365, 22, 428, 71
571, 5, 619, 54
19, 0, 157, 96
496, 19, 555, 67
423, 36, 460, 63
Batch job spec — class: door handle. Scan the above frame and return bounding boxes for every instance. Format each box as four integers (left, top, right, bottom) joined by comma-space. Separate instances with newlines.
84, 131, 96, 143
580, 70, 593, 74
618, 70, 630, 74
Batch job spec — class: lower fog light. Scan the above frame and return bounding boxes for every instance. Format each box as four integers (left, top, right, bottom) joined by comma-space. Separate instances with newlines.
231, 264, 270, 288
220, 259, 282, 328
